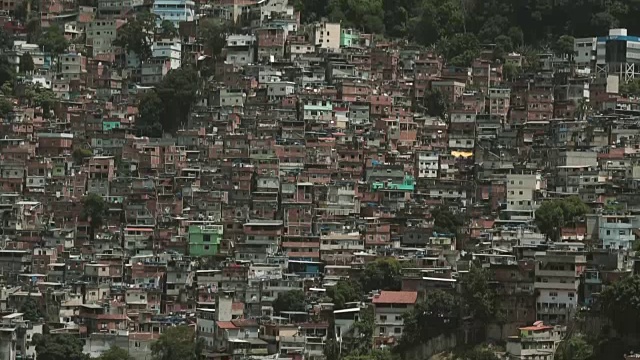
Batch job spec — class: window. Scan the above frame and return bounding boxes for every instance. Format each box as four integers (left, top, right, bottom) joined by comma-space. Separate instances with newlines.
379, 327, 386, 334
394, 327, 402, 334
549, 292, 558, 297
379, 315, 387, 321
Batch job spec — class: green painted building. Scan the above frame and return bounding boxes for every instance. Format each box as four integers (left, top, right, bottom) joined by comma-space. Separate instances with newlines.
103, 121, 121, 131
188, 224, 223, 256
371, 175, 415, 191
340, 28, 359, 47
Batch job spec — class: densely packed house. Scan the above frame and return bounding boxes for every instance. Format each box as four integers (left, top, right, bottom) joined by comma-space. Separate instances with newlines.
1, 0, 640, 359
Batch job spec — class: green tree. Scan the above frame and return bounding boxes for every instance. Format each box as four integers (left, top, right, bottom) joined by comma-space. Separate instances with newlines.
114, 11, 157, 61
507, 26, 524, 48
97, 346, 135, 360
291, 0, 330, 23
159, 20, 178, 38
437, 33, 480, 67
272, 289, 306, 314
19, 296, 42, 322
36, 24, 68, 55
32, 86, 57, 117
198, 18, 232, 58
493, 35, 513, 60
460, 266, 500, 323
81, 193, 107, 242
599, 274, 640, 336
1, 81, 12, 96
72, 148, 93, 164
0, 28, 14, 50
554, 35, 577, 62
327, 0, 385, 34
382, 0, 419, 38
620, 78, 640, 97
343, 349, 396, 360
431, 206, 462, 235
0, 97, 13, 116
20, 52, 34, 73
460, 346, 501, 360
423, 89, 447, 119
412, 0, 464, 46
502, 62, 522, 82
0, 54, 15, 86
399, 290, 459, 347
156, 66, 198, 133
555, 334, 594, 360
351, 306, 374, 351
151, 325, 203, 360
327, 279, 361, 309
33, 334, 88, 360
361, 258, 402, 292
136, 90, 164, 136
535, 196, 589, 241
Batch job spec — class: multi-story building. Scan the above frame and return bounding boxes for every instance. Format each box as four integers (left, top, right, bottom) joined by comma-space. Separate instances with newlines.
225, 34, 256, 66
534, 251, 586, 325
311, 21, 340, 50
152, 0, 195, 28
504, 174, 543, 220
372, 291, 417, 348
505, 321, 564, 360
152, 38, 182, 70
188, 223, 224, 256
598, 215, 635, 250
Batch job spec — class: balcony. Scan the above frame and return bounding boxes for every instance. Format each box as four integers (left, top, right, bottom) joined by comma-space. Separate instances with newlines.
535, 269, 577, 278
534, 282, 578, 291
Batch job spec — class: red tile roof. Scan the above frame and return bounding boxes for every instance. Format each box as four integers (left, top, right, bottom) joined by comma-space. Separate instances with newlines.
372, 291, 418, 304
520, 324, 553, 331
217, 321, 237, 330
520, 321, 552, 331
95, 314, 129, 320
129, 332, 160, 341
232, 319, 258, 328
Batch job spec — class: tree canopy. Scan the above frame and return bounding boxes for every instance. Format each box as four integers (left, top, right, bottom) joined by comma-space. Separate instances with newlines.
36, 24, 68, 55
460, 266, 500, 323
136, 90, 164, 137
361, 257, 403, 292
97, 346, 135, 360
198, 18, 231, 58
431, 206, 463, 235
33, 334, 88, 360
599, 274, 640, 337
535, 196, 589, 241
20, 296, 43, 322
423, 89, 447, 119
151, 325, 203, 360
81, 193, 107, 241
400, 289, 459, 347
272, 289, 306, 314
20, 52, 34, 73
327, 279, 361, 309
293, 0, 640, 53
554, 334, 594, 360
114, 11, 157, 61
0, 97, 13, 117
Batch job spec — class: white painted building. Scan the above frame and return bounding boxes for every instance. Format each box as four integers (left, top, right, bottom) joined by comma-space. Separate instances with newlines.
505, 174, 542, 220
534, 251, 586, 325
152, 38, 181, 70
